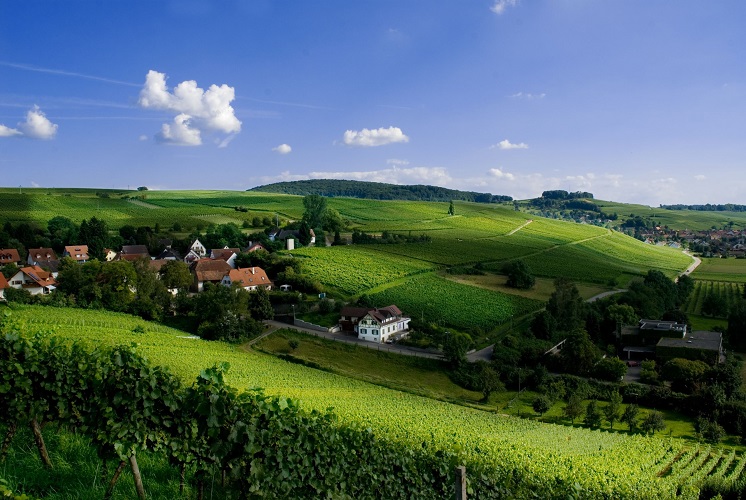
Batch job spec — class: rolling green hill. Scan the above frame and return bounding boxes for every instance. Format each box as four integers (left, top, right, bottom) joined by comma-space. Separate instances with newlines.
6, 304, 744, 498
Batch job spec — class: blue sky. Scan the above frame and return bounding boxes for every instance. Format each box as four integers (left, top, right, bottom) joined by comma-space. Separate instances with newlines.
1, 1, 745, 206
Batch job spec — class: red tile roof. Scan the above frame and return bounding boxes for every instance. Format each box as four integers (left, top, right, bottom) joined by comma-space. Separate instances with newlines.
227, 267, 272, 288
0, 248, 21, 265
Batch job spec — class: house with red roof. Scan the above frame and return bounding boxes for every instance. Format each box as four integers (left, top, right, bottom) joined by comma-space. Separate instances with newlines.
0, 248, 22, 267
221, 267, 273, 291
8, 265, 57, 295
190, 259, 232, 292
63, 245, 89, 263
0, 273, 9, 300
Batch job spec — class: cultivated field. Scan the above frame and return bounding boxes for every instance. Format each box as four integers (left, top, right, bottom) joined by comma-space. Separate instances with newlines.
6, 304, 745, 498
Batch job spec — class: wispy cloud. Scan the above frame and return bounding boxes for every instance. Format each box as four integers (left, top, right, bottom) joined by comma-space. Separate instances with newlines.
0, 61, 139, 87
139, 70, 241, 146
387, 159, 410, 166
490, 0, 517, 15
0, 105, 58, 140
510, 92, 546, 100
694, 174, 706, 181
491, 139, 528, 150
273, 143, 292, 154
488, 168, 516, 181
342, 126, 409, 147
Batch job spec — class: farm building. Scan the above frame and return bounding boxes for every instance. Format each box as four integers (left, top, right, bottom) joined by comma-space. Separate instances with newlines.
657, 331, 724, 365
340, 305, 411, 344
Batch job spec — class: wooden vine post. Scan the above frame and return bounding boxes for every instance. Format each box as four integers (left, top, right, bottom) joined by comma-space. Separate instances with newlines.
455, 465, 467, 500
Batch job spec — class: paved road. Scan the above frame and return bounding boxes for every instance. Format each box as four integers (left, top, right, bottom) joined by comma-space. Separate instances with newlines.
259, 319, 444, 360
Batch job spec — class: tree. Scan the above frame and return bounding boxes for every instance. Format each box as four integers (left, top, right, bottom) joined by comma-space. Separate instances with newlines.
98, 261, 137, 312
503, 260, 535, 290
79, 217, 110, 261
583, 400, 602, 428
563, 393, 584, 424
302, 194, 327, 229
561, 328, 598, 375
662, 358, 709, 393
676, 274, 695, 305
702, 292, 728, 317
593, 357, 627, 382
640, 411, 666, 435
532, 395, 551, 417
727, 300, 746, 350
298, 220, 312, 247
547, 278, 584, 332
604, 392, 623, 430
622, 404, 640, 432
249, 287, 274, 321
448, 200, 455, 216
442, 332, 472, 369
530, 311, 556, 340
476, 363, 503, 402
322, 208, 343, 233
696, 418, 725, 444
160, 260, 193, 292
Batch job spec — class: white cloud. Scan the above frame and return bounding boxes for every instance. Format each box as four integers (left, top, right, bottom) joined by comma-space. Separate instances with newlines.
488, 168, 516, 181
0, 106, 58, 140
510, 92, 546, 100
343, 126, 409, 147
0, 124, 22, 137
156, 113, 202, 146
694, 174, 706, 181
139, 134, 149, 141
273, 143, 292, 154
492, 139, 528, 150
139, 70, 241, 146
491, 0, 517, 15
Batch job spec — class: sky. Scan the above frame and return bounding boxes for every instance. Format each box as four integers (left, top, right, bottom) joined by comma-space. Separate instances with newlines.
1, 1, 745, 206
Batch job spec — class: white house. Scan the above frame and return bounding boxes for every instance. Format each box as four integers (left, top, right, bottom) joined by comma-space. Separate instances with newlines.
355, 305, 411, 344
8, 266, 57, 295
190, 239, 207, 257
210, 247, 240, 269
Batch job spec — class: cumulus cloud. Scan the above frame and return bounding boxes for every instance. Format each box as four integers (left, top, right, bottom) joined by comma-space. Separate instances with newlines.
156, 113, 202, 146
491, 0, 517, 15
488, 168, 516, 181
0, 105, 58, 140
273, 144, 292, 154
492, 139, 528, 150
0, 125, 21, 137
342, 126, 409, 147
139, 70, 241, 146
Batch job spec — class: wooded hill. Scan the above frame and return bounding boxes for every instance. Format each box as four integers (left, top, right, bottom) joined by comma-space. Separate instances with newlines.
249, 179, 512, 203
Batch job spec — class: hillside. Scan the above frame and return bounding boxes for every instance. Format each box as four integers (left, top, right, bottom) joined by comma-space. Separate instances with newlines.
248, 179, 512, 203
6, 304, 744, 498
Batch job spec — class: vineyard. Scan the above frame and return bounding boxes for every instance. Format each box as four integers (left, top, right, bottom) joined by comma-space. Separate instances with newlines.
683, 280, 745, 317
3, 304, 746, 498
691, 258, 746, 284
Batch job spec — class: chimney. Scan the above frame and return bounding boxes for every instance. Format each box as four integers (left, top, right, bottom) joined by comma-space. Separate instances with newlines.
251, 267, 255, 274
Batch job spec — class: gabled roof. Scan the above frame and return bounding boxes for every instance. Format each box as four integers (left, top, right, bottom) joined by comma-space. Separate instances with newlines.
192, 259, 232, 282
244, 242, 267, 253
211, 248, 240, 261
226, 267, 272, 288
156, 247, 182, 260
19, 265, 57, 288
363, 305, 405, 324
149, 259, 169, 273
28, 247, 58, 262
121, 244, 150, 256
0, 248, 22, 265
64, 245, 89, 261
340, 306, 373, 319
0, 273, 9, 289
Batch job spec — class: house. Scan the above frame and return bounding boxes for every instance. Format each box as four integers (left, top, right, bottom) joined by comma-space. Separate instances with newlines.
103, 248, 118, 262
189, 239, 207, 258
620, 319, 686, 347
271, 229, 316, 246
8, 266, 57, 295
191, 259, 232, 292
210, 247, 240, 268
63, 245, 89, 263
221, 267, 273, 291
244, 242, 267, 254
26, 248, 60, 274
119, 244, 151, 261
0, 273, 9, 300
0, 248, 22, 267
156, 247, 181, 261
657, 330, 723, 365
340, 305, 411, 344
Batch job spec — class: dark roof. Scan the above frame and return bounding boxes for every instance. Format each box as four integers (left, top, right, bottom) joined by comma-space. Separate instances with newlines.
28, 247, 58, 262
340, 306, 372, 319
157, 247, 182, 260
657, 331, 722, 351
121, 245, 150, 256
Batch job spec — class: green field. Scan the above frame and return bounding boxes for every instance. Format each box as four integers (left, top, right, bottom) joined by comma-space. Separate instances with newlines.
692, 257, 746, 283
593, 200, 746, 231
5, 304, 745, 498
